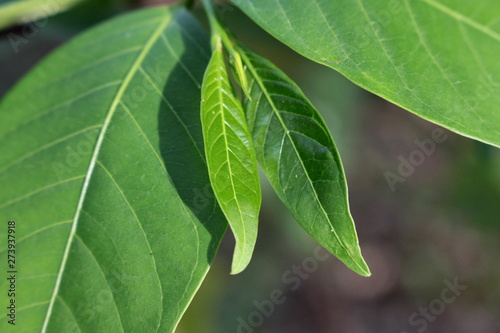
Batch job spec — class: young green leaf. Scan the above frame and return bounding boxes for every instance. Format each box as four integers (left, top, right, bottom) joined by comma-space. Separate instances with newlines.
201, 38, 261, 275
233, 0, 500, 148
229, 49, 252, 100
0, 6, 226, 332
239, 46, 370, 276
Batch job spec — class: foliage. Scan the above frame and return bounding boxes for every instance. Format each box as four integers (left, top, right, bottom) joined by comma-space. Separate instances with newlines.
0, 0, 497, 331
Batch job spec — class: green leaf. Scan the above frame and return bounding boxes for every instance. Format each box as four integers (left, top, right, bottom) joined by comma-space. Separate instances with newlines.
201, 38, 261, 275
0, 0, 84, 30
229, 49, 252, 100
232, 0, 500, 148
239, 46, 370, 277
0, 6, 226, 332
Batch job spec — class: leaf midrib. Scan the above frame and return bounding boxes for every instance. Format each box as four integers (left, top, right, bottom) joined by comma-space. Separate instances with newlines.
40, 11, 173, 332
241, 51, 366, 273
211, 55, 248, 273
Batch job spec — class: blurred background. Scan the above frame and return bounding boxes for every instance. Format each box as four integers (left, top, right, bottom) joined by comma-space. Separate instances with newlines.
1, 1, 499, 332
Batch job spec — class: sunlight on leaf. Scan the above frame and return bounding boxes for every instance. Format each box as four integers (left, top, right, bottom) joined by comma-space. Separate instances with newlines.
233, 0, 500, 148
239, 45, 370, 276
0, 6, 226, 332
201, 37, 261, 275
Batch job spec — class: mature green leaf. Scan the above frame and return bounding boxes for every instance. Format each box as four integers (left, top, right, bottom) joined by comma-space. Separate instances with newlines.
232, 0, 500, 148
201, 38, 261, 275
0, 6, 226, 332
239, 46, 370, 276
0, 0, 84, 30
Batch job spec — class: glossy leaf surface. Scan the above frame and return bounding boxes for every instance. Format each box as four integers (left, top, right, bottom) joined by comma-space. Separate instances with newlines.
240, 46, 370, 276
0, 6, 226, 332
232, 0, 500, 147
201, 40, 261, 275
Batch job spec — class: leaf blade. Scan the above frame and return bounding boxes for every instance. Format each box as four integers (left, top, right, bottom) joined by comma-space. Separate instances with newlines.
0, 6, 226, 332
201, 39, 261, 275
232, 0, 500, 147
240, 46, 370, 276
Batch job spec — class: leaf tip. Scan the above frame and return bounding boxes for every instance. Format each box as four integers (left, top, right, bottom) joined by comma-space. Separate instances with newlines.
350, 260, 371, 277
349, 248, 371, 277
229, 241, 255, 275
358, 265, 372, 277
230, 259, 248, 275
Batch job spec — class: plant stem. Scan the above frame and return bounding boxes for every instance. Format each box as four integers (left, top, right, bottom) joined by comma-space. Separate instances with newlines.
200, 0, 234, 51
